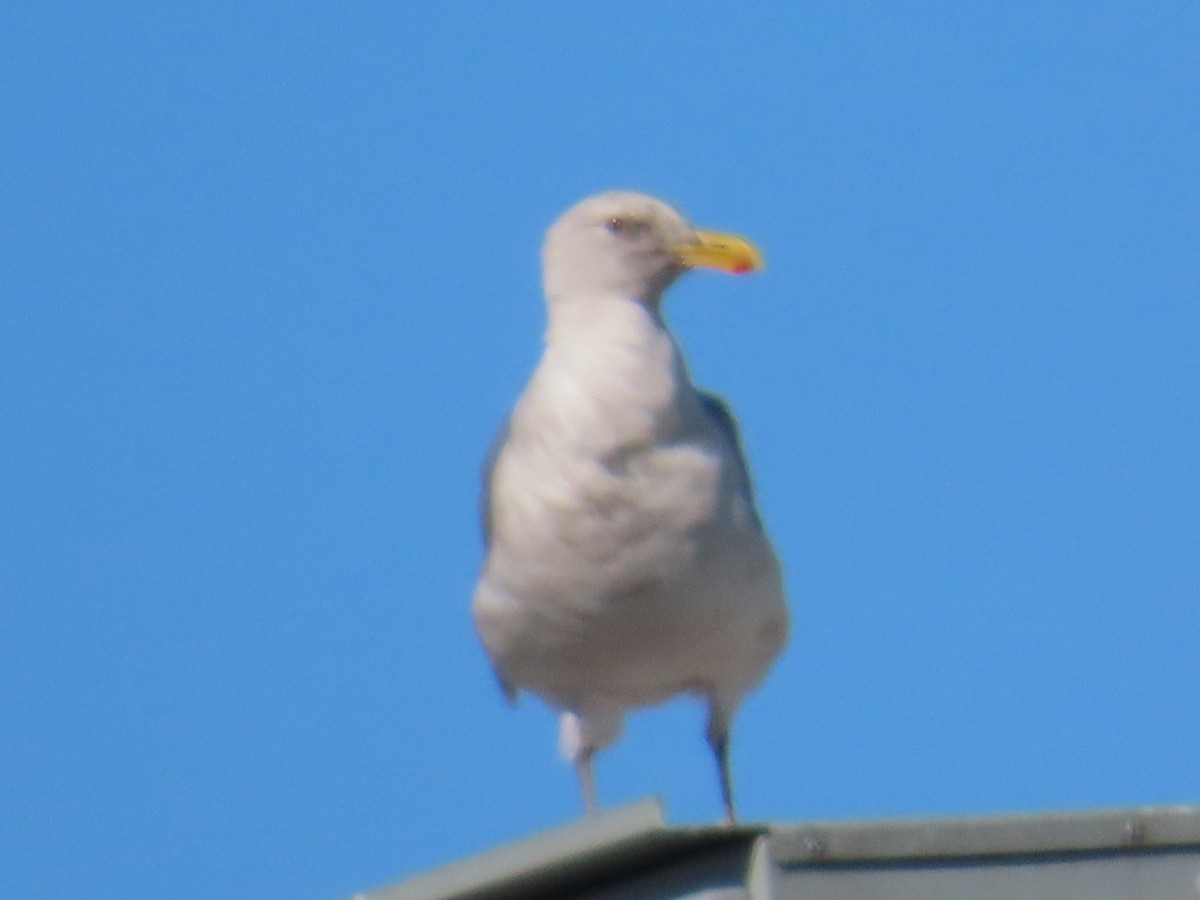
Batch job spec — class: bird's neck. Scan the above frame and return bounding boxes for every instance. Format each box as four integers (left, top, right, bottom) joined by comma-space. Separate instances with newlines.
529, 294, 694, 450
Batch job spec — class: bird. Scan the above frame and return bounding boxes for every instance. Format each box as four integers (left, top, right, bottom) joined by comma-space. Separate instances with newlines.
472, 190, 787, 823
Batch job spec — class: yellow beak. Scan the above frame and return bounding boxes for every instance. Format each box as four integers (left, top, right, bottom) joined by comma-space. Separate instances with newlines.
674, 229, 765, 275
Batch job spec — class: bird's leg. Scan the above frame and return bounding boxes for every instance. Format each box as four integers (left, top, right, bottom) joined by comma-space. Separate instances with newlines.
576, 745, 598, 815
561, 708, 621, 816
712, 734, 736, 825
706, 710, 737, 825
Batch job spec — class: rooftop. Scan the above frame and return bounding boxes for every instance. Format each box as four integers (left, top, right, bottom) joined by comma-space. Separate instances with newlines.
353, 800, 1200, 899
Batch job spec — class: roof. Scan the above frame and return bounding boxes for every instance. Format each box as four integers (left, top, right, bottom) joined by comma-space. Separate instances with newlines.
353, 800, 1200, 900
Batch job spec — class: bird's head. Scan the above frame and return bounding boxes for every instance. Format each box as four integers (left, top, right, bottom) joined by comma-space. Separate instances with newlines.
541, 191, 763, 307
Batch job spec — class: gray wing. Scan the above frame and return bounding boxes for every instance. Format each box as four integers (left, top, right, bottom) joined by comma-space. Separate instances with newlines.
698, 391, 764, 531
479, 416, 511, 549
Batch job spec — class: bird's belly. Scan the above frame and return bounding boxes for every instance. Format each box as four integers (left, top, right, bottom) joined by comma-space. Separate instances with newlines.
475, 425, 786, 710
474, 526, 786, 711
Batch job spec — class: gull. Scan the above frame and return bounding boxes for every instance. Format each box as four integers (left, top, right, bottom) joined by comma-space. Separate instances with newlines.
472, 191, 787, 822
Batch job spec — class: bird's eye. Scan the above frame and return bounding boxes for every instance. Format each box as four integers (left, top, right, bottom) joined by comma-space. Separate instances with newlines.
605, 216, 645, 236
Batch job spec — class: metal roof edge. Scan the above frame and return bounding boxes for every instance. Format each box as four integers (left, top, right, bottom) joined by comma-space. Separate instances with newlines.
352, 801, 1200, 899
770, 803, 1200, 866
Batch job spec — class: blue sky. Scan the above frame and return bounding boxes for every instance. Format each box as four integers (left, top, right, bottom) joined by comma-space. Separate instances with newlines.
2, 3, 1198, 897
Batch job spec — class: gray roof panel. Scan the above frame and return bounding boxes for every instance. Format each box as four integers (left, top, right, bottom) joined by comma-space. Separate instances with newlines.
353, 801, 1200, 900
